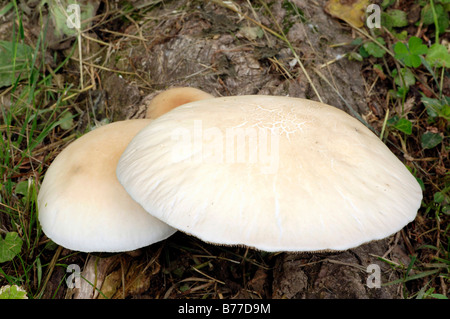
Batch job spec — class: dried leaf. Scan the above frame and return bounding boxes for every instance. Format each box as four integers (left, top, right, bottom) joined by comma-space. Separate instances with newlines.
325, 0, 370, 28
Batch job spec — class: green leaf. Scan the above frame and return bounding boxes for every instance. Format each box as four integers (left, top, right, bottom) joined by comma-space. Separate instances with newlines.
394, 41, 409, 55
392, 30, 408, 40
433, 192, 445, 204
179, 284, 190, 292
0, 285, 28, 299
408, 36, 428, 55
436, 11, 449, 34
14, 180, 29, 196
387, 116, 412, 135
426, 43, 450, 68
392, 68, 416, 89
430, 294, 449, 300
58, 110, 75, 130
421, 4, 449, 33
416, 177, 425, 191
421, 4, 440, 25
421, 96, 450, 120
394, 37, 428, 68
393, 118, 412, 135
382, 9, 409, 28
421, 131, 443, 149
0, 40, 34, 88
0, 232, 23, 263
381, 0, 395, 9
421, 97, 441, 117
394, 42, 418, 67
359, 45, 369, 58
351, 38, 363, 46
348, 51, 363, 61
363, 38, 386, 58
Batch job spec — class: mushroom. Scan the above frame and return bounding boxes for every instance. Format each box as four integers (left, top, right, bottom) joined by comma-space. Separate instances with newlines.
145, 87, 214, 119
37, 119, 177, 252
37, 87, 214, 253
116, 95, 423, 252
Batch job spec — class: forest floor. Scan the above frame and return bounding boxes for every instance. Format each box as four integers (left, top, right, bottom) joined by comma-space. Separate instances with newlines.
0, 0, 448, 300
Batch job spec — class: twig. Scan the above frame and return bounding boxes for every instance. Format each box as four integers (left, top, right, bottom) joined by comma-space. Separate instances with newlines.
49, 84, 95, 110
36, 246, 63, 298
191, 266, 225, 285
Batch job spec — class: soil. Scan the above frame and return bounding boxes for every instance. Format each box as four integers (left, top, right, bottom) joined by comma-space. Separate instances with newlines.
113, 0, 371, 120
9, 0, 420, 299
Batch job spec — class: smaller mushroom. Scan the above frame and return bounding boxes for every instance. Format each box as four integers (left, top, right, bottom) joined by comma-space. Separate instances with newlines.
145, 87, 214, 119
38, 87, 215, 253
37, 119, 177, 252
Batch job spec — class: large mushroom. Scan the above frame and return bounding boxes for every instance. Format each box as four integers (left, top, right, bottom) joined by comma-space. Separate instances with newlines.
116, 95, 423, 252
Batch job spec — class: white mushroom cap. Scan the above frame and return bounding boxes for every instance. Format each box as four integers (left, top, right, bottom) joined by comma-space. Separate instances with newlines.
116, 96, 423, 252
145, 87, 214, 119
38, 119, 176, 253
